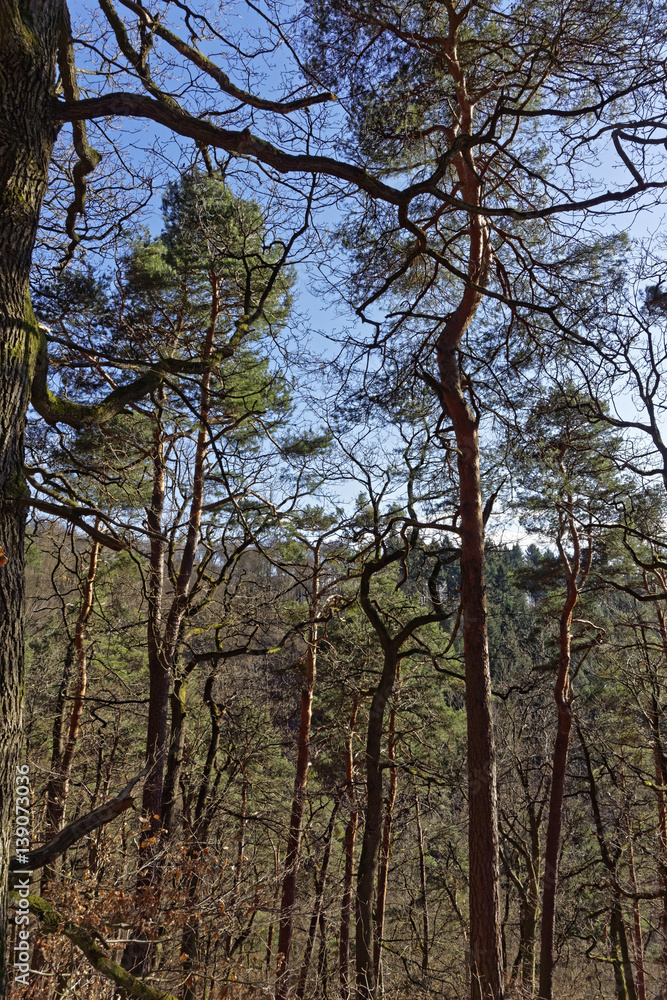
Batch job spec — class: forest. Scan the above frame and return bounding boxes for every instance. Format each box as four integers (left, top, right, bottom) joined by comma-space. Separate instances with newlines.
1, 0, 667, 999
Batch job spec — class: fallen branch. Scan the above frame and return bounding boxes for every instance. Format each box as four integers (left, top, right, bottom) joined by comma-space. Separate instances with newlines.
8, 893, 178, 1000
9, 770, 146, 874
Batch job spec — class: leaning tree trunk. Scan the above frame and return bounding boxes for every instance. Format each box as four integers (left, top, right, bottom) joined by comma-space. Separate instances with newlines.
0, 3, 61, 986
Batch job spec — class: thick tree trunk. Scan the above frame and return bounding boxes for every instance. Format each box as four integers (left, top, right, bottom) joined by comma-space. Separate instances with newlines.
437, 374, 502, 1000
434, 119, 502, 992
0, 4, 61, 985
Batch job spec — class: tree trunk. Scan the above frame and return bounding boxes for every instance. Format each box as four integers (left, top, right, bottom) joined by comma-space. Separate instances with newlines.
414, 791, 430, 980
355, 647, 398, 1000
42, 534, 100, 860
373, 678, 399, 994
439, 394, 501, 1000
432, 127, 501, 992
538, 570, 578, 1000
296, 799, 340, 1000
0, 5, 61, 985
276, 551, 320, 1000
162, 672, 187, 839
340, 694, 360, 1000
41, 642, 76, 887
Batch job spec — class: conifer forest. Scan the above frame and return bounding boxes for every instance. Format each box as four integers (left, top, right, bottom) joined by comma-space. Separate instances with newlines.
3, 2, 667, 1000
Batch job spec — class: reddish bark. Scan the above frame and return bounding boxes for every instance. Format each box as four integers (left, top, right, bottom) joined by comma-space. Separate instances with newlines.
431, 70, 502, 998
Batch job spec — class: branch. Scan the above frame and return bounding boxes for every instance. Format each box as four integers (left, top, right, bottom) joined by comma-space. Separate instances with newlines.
9, 770, 146, 873
57, 4, 102, 265
54, 93, 407, 204
30, 321, 232, 429
8, 893, 178, 1000
55, 94, 667, 219
18, 497, 128, 551
113, 0, 335, 114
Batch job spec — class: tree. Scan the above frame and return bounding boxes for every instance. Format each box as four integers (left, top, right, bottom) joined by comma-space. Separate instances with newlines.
510, 386, 630, 999
2, 0, 667, 995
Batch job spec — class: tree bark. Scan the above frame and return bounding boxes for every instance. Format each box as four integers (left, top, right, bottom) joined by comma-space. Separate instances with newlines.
436, 386, 502, 1000
0, 2, 62, 984
433, 89, 502, 996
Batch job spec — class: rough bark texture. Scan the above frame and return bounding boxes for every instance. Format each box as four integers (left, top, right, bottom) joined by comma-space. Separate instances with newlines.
0, 0, 62, 983
437, 348, 502, 1000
